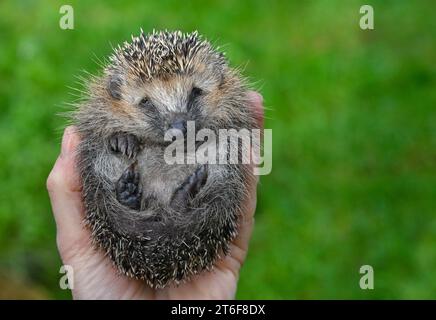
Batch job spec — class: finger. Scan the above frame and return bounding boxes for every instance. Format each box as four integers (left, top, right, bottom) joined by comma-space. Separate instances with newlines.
247, 90, 264, 128
230, 91, 263, 252
47, 126, 90, 253
220, 92, 264, 271
230, 172, 258, 259
216, 176, 257, 276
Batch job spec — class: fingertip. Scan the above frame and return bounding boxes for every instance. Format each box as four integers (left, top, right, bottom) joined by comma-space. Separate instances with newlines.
247, 91, 263, 105
247, 91, 264, 128
61, 126, 79, 158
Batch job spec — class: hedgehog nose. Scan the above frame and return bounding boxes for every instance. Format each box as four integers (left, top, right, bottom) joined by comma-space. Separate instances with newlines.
170, 119, 187, 136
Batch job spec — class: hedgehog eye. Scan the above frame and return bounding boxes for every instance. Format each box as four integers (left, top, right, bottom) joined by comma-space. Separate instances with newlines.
190, 87, 203, 99
187, 87, 204, 111
139, 97, 152, 108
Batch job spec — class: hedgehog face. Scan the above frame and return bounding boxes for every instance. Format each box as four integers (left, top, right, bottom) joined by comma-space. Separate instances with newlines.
102, 30, 244, 144
75, 30, 255, 288
111, 71, 225, 144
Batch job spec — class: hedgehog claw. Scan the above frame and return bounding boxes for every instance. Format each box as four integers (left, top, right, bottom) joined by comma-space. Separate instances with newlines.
170, 165, 208, 211
109, 133, 140, 159
116, 163, 142, 210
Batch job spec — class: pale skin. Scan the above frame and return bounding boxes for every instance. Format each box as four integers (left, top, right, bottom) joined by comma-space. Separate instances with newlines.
47, 91, 264, 299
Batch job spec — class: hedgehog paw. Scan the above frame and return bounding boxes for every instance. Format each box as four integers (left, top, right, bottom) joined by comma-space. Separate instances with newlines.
116, 163, 142, 210
170, 165, 208, 210
109, 132, 140, 159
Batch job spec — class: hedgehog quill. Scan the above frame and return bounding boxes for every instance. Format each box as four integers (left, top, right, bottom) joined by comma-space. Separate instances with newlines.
72, 30, 259, 288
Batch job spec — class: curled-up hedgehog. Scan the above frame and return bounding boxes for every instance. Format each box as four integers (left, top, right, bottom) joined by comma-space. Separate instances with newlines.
72, 30, 259, 288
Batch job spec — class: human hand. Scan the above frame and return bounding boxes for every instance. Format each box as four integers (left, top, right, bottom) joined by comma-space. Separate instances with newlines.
47, 91, 264, 299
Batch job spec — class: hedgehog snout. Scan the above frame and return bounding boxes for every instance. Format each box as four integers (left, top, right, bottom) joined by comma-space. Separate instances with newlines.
166, 113, 190, 137
170, 118, 187, 136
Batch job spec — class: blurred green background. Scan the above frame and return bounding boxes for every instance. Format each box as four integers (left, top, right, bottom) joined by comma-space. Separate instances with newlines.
0, 0, 435, 299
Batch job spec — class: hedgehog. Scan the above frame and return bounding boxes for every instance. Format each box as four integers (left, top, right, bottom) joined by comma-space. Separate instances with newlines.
72, 30, 259, 288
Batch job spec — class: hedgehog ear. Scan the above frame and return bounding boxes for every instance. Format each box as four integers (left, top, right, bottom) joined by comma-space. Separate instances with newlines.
107, 75, 123, 100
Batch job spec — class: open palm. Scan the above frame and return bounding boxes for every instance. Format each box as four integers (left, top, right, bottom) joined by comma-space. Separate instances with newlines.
47, 92, 263, 299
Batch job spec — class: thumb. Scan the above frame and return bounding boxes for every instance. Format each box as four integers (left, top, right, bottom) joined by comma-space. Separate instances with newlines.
47, 126, 90, 256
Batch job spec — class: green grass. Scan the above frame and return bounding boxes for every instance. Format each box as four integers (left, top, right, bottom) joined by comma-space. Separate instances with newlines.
0, 0, 435, 299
